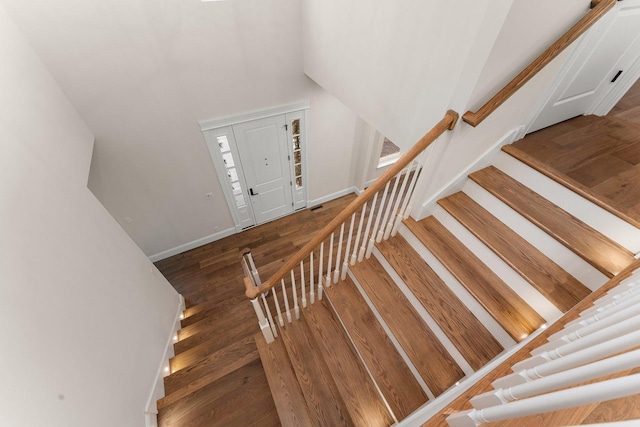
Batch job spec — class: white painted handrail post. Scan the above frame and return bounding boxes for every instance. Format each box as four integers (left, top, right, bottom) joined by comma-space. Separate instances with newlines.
341, 213, 356, 280
446, 373, 640, 427
247, 252, 262, 286
250, 297, 274, 344
378, 172, 401, 242
351, 203, 367, 265
333, 223, 345, 284
309, 252, 315, 304
318, 242, 324, 300
291, 270, 300, 320
281, 279, 292, 324
384, 166, 410, 240
300, 261, 307, 308
326, 232, 334, 288
359, 193, 377, 262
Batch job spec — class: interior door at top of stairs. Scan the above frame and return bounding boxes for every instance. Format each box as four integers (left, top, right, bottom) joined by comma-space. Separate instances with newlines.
528, 0, 640, 133
233, 115, 296, 225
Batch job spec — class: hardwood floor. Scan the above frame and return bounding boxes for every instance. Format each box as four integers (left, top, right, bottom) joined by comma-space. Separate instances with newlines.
506, 78, 640, 227
155, 194, 357, 427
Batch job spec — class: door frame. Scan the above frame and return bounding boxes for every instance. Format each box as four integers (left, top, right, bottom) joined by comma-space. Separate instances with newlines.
200, 102, 309, 232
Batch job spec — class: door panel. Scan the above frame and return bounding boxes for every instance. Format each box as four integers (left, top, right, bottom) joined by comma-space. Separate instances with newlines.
529, 2, 640, 132
233, 116, 294, 224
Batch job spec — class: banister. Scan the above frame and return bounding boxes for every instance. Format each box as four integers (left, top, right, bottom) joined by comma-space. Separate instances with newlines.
245, 109, 459, 299
462, 0, 616, 127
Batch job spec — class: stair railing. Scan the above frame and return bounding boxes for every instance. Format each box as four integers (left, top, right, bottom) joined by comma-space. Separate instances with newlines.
462, 0, 616, 127
244, 110, 459, 343
424, 258, 640, 427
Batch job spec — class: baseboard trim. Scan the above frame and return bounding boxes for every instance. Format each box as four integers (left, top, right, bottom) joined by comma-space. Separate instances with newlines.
308, 187, 358, 207
148, 228, 236, 262
145, 294, 185, 426
414, 126, 524, 221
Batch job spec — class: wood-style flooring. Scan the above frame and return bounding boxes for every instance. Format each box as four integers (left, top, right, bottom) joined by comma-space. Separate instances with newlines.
506, 78, 640, 228
155, 195, 357, 426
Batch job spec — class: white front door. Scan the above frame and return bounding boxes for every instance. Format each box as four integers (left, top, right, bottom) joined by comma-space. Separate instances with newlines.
234, 116, 294, 224
528, 1, 640, 132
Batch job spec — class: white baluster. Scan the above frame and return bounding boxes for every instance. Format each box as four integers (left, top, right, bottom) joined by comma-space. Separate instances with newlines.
333, 223, 345, 284
300, 260, 307, 308
447, 373, 640, 427
351, 203, 367, 265
250, 297, 274, 344
359, 193, 377, 262
576, 285, 640, 321
471, 348, 640, 409
536, 303, 640, 355
261, 294, 278, 338
393, 163, 421, 235
513, 314, 640, 371
341, 214, 356, 280
554, 291, 640, 339
318, 242, 324, 301
291, 270, 300, 320
271, 286, 284, 327
326, 232, 334, 288
367, 183, 390, 258
378, 173, 402, 242
494, 329, 640, 389
384, 167, 410, 239
309, 252, 315, 304
281, 279, 292, 324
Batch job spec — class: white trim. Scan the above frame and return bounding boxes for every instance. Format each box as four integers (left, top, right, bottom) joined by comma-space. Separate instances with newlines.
414, 126, 523, 221
148, 227, 236, 262
198, 102, 310, 131
145, 294, 186, 427
308, 187, 358, 207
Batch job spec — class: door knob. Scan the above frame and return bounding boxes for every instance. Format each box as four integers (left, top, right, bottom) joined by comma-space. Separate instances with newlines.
249, 188, 259, 196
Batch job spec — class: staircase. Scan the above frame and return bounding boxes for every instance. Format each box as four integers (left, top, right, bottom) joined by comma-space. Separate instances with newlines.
246, 145, 639, 425
155, 113, 640, 426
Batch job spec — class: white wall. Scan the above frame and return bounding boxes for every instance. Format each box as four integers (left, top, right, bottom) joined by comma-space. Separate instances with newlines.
1, 0, 359, 258
303, 0, 515, 150
420, 0, 589, 199
0, 4, 179, 426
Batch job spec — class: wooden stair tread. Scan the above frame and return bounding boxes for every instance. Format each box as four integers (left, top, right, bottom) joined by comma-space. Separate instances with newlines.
161, 334, 259, 409
279, 314, 353, 426
304, 298, 394, 426
376, 235, 503, 370
439, 191, 591, 312
325, 276, 429, 420
351, 257, 464, 396
469, 166, 635, 278
170, 320, 256, 372
176, 301, 253, 345
255, 332, 315, 427
158, 358, 275, 427
404, 216, 545, 341
502, 144, 640, 230
181, 292, 248, 328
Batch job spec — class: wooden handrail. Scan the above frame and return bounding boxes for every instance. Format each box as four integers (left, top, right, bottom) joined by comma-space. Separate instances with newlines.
245, 109, 459, 299
462, 0, 616, 127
